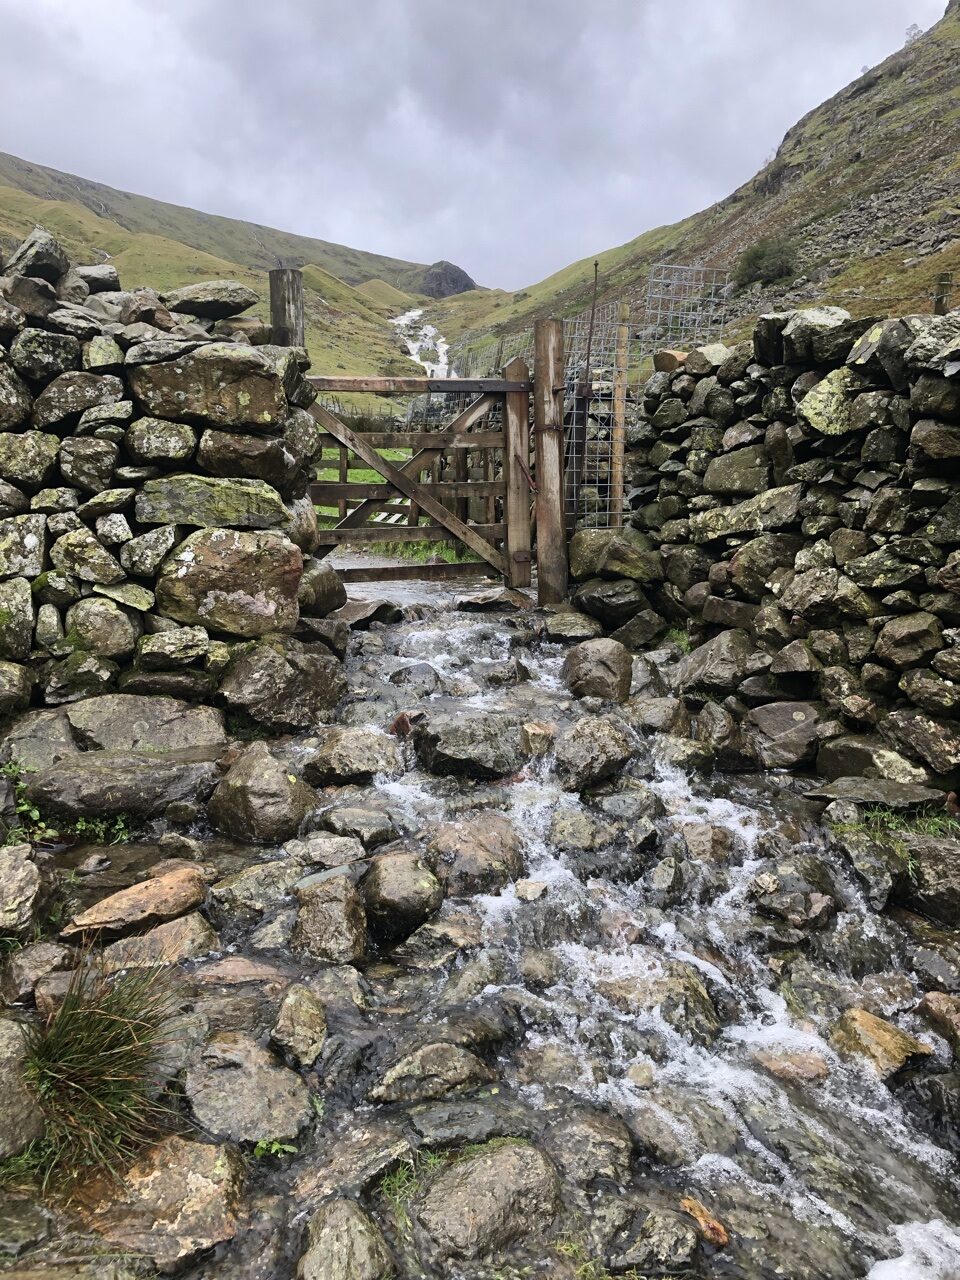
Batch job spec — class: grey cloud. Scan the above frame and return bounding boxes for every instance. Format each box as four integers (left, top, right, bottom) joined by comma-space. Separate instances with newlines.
0, 0, 947, 287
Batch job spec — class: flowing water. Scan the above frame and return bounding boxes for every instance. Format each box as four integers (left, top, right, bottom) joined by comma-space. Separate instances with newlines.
392, 308, 451, 377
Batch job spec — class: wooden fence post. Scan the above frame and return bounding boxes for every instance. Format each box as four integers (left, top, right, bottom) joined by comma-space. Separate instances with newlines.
503, 356, 532, 588
934, 272, 954, 316
609, 301, 629, 528
534, 318, 568, 605
269, 268, 304, 346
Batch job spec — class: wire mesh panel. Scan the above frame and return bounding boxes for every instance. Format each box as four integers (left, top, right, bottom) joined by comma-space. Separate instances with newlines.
639, 263, 731, 353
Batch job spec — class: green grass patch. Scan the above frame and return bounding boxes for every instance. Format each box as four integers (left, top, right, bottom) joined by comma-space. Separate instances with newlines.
831, 805, 960, 842
665, 626, 692, 655
0, 959, 179, 1194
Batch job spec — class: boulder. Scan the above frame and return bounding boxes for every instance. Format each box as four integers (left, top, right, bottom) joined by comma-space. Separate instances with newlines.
128, 342, 292, 428
597, 956, 721, 1045
0, 1019, 46, 1159
568, 527, 662, 583
0, 513, 45, 580
63, 866, 208, 939
302, 727, 400, 785
0, 844, 45, 939
415, 1141, 560, 1259
101, 913, 218, 971
413, 712, 523, 779
369, 1041, 494, 1104
25, 750, 218, 820
744, 701, 824, 769
125, 417, 197, 464
0, 431, 58, 487
156, 528, 302, 637
0, 577, 34, 659
816, 735, 929, 784
428, 812, 523, 896
207, 741, 317, 843
804, 776, 944, 809
10, 327, 80, 381
561, 638, 632, 702
880, 709, 960, 774
49, 527, 123, 584
218, 637, 347, 730
292, 870, 367, 964
272, 984, 328, 1067
703, 444, 769, 496
830, 1008, 932, 1079
0, 363, 32, 431
298, 558, 348, 616
64, 597, 139, 658
59, 437, 117, 491
676, 629, 753, 693
900, 836, 960, 928
572, 577, 649, 627
688, 485, 801, 543
4, 228, 69, 282
183, 1031, 311, 1143
32, 371, 123, 430
296, 1199, 393, 1280
874, 611, 942, 668
554, 715, 634, 791
135, 474, 288, 529
65, 694, 225, 752
362, 850, 443, 940
78, 1136, 244, 1265
163, 280, 259, 319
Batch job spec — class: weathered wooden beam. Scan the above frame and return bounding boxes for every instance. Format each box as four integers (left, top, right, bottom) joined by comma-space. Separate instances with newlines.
502, 356, 532, 589
310, 403, 505, 573
269, 268, 304, 347
533, 318, 568, 605
311, 480, 505, 502
314, 430, 504, 451
308, 376, 528, 394
338, 561, 496, 583
314, 523, 505, 546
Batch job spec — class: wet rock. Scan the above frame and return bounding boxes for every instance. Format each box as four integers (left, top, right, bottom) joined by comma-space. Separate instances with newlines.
611, 1208, 699, 1274
543, 609, 604, 641
100, 912, 218, 970
65, 693, 225, 752
207, 742, 317, 843
753, 1049, 829, 1083
543, 1107, 632, 1185
0, 1018, 45, 1159
598, 957, 721, 1045
183, 1030, 310, 1143
880, 709, 960, 774
744, 701, 824, 769
676, 628, 753, 693
25, 750, 218, 820
209, 836, 363, 924
302, 727, 400, 785
415, 1140, 560, 1258
831, 827, 906, 911
362, 850, 443, 940
428, 812, 523, 896
572, 577, 649, 627
369, 1041, 494, 1104
272, 983, 328, 1067
688, 484, 802, 542
830, 1008, 933, 1079
322, 803, 395, 849
750, 858, 837, 929
156, 528, 302, 638
292, 870, 367, 964
62, 866, 208, 938
413, 711, 523, 779
128, 342, 292, 428
296, 1198, 393, 1280
554, 715, 634, 791
900, 836, 960, 927
298, 558, 347, 616
917, 992, 960, 1055
561, 637, 632, 702
218, 637, 346, 729
804, 776, 944, 809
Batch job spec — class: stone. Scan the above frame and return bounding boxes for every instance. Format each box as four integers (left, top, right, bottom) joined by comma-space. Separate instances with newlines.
272, 983, 328, 1067
805, 776, 944, 808
370, 1041, 494, 1104
296, 1199, 393, 1280
183, 1030, 310, 1143
874, 611, 942, 668
136, 473, 287, 529
164, 280, 259, 318
362, 850, 443, 940
125, 416, 196, 463
543, 609, 604, 641
568, 527, 662, 583
101, 912, 218, 971
413, 711, 523, 779
428, 812, 523, 896
299, 558, 348, 616
95, 581, 156, 611
415, 1141, 560, 1259
156, 528, 302, 638
63, 865, 207, 939
598, 956, 721, 1045
0, 362, 32, 432
64, 597, 139, 658
676, 628, 753, 693
612, 1208, 699, 1273
917, 992, 960, 1055
208, 742, 317, 843
0, 431, 58, 487
128, 342, 292, 428
0, 660, 31, 715
302, 727, 400, 785
745, 702, 823, 769
880, 709, 960, 774
911, 374, 960, 424
65, 694, 225, 752
729, 534, 802, 601
82, 333, 124, 370
321, 804, 395, 849
0, 1019, 45, 1159
32, 371, 123, 430
554, 715, 634, 791
0, 844, 45, 938
218, 637, 347, 730
900, 669, 960, 718
292, 871, 367, 963
79, 1136, 244, 1265
900, 836, 960, 928
816, 735, 929, 784
25, 750, 218, 820
5, 228, 68, 282
830, 1008, 933, 1079
0, 578, 33, 660
689, 485, 801, 542
0, 514, 44, 581
10, 327, 80, 381
42, 649, 117, 703
561, 637, 632, 702
120, 523, 177, 575
0, 274, 58, 321
96, 512, 132, 545
609, 609, 668, 650
572, 577, 649, 627
136, 626, 210, 670
49, 527, 123, 584
703, 444, 769, 496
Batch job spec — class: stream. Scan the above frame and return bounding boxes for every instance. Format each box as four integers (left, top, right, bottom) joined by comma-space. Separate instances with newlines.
392, 308, 451, 377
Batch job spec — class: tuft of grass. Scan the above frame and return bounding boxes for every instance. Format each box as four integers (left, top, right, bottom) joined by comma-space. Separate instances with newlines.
0, 958, 180, 1194
831, 805, 960, 842
665, 626, 692, 655
378, 1149, 446, 1229
555, 1233, 641, 1280
1, 759, 60, 846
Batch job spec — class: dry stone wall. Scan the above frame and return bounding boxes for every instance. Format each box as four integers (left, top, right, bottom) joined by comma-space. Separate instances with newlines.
569, 304, 960, 788
0, 227, 347, 727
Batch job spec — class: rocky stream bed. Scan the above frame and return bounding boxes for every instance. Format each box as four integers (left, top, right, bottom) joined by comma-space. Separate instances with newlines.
4, 582, 960, 1279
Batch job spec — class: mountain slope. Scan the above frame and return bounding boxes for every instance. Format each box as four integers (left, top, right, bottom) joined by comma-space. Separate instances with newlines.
434, 2, 960, 346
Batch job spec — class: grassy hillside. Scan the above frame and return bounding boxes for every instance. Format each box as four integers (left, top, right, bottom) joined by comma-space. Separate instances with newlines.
433, 3, 960, 346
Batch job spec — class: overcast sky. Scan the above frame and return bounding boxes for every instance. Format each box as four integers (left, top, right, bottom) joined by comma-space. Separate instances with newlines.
0, 0, 948, 289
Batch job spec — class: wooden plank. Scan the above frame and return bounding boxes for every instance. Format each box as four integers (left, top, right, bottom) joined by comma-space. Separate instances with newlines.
315, 523, 505, 546
339, 561, 496, 584
311, 481, 505, 502
314, 430, 503, 451
502, 356, 532, 588
534, 318, 568, 605
609, 301, 629, 529
308, 376, 528, 394
269, 268, 304, 346
310, 403, 506, 573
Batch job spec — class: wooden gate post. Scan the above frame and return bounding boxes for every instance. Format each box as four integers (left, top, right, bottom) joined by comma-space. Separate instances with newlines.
934, 272, 954, 316
269, 268, 305, 346
502, 356, 532, 588
534, 318, 568, 605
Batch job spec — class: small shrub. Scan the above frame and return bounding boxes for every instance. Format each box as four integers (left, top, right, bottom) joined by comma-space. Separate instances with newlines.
734, 236, 797, 289
2, 958, 179, 1192
1, 760, 59, 846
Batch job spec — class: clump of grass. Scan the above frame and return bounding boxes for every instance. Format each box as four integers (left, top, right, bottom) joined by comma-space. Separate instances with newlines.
378, 1149, 446, 1229
831, 805, 960, 842
664, 626, 692, 655
1, 958, 179, 1194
